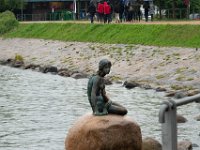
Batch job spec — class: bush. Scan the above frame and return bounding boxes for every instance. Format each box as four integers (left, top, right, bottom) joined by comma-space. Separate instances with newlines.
0, 11, 19, 35
15, 54, 24, 62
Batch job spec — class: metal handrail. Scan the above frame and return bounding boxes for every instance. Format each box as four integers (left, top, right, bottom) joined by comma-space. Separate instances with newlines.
159, 101, 170, 123
176, 94, 200, 106
159, 93, 200, 150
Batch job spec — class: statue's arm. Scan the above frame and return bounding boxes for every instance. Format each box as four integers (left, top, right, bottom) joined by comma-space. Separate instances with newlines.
91, 76, 100, 104
101, 78, 109, 103
102, 88, 109, 103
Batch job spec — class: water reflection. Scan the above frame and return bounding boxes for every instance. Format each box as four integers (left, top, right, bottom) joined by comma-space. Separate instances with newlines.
0, 65, 199, 150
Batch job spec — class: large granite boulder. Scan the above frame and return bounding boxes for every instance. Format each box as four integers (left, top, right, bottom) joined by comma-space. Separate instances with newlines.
65, 114, 142, 150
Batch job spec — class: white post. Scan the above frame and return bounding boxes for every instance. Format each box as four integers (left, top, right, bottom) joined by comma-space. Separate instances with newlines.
73, 0, 77, 20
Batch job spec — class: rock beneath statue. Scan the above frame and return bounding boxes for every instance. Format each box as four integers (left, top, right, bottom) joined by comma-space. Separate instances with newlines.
65, 114, 142, 150
142, 137, 162, 150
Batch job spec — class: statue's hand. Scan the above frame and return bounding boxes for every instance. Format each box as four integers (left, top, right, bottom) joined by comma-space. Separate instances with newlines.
98, 108, 103, 112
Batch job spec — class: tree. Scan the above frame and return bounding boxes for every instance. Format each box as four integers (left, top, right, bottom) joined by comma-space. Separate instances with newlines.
154, 0, 200, 19
0, 0, 6, 12
0, 0, 26, 12
190, 0, 200, 12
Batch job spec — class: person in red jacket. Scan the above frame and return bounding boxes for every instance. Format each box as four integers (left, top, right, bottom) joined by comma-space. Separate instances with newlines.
97, 0, 104, 22
103, 1, 111, 23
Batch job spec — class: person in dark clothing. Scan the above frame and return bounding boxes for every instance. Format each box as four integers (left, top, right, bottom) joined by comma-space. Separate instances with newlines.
127, 1, 133, 21
143, 1, 150, 22
113, 0, 120, 23
88, 1, 96, 23
119, 0, 125, 22
136, 0, 141, 22
107, 1, 113, 23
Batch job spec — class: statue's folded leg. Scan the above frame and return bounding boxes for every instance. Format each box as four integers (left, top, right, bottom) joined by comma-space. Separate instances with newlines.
108, 102, 128, 116
111, 101, 126, 108
93, 96, 108, 116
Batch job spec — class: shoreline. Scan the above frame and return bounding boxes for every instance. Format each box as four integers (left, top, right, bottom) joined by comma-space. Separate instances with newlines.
1, 38, 200, 98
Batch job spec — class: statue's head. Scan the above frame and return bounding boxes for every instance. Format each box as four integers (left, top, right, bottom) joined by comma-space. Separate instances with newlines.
98, 59, 111, 75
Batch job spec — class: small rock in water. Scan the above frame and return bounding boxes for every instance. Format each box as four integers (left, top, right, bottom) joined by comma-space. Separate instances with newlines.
178, 140, 192, 150
194, 115, 200, 121
142, 137, 162, 150
177, 114, 187, 123
174, 91, 187, 99
123, 80, 139, 89
156, 87, 167, 92
192, 143, 199, 147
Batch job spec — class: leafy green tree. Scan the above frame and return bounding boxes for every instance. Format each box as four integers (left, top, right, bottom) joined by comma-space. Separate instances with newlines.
0, 0, 26, 12
190, 0, 200, 12
154, 0, 200, 19
0, 0, 6, 12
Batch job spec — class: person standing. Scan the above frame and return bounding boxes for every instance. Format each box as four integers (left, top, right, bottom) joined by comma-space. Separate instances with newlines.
103, 1, 111, 23
136, 0, 141, 22
149, 1, 155, 21
143, 1, 150, 22
119, 0, 125, 22
88, 1, 96, 23
107, 1, 113, 23
97, 0, 104, 22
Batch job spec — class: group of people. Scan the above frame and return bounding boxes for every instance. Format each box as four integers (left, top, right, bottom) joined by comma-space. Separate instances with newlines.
88, 0, 113, 23
88, 0, 155, 24
116, 0, 142, 22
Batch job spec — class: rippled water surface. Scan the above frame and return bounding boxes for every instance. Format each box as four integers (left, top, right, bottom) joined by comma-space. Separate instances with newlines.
0, 66, 199, 150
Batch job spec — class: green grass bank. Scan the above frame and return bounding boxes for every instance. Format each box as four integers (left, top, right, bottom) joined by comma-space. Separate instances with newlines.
2, 22, 200, 48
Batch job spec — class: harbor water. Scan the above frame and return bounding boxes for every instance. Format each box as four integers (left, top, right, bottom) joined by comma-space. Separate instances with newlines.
0, 65, 199, 150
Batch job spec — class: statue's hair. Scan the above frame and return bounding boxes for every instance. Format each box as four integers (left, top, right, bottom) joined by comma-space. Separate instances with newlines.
98, 59, 111, 71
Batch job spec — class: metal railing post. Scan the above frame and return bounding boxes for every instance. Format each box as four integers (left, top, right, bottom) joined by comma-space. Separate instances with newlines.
159, 100, 177, 150
159, 93, 200, 150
